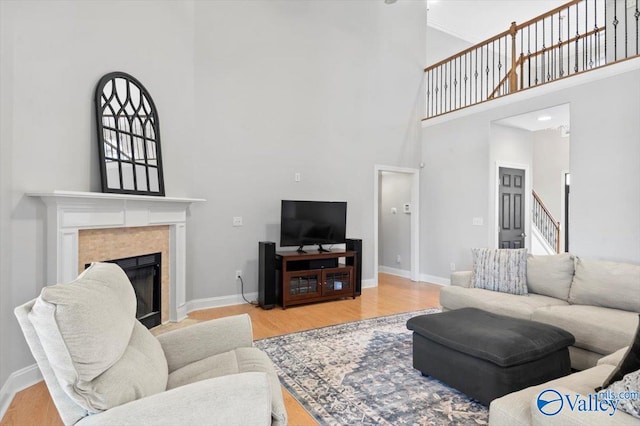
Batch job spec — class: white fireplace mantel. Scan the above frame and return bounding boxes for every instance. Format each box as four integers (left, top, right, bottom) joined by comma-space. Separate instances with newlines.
28, 190, 205, 322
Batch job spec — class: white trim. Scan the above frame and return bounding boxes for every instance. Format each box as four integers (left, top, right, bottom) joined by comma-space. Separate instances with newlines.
373, 165, 421, 283
379, 266, 411, 279
27, 191, 205, 322
0, 364, 42, 420
422, 57, 640, 129
361, 278, 377, 289
183, 292, 260, 314
531, 224, 556, 255
494, 163, 531, 250
419, 274, 450, 286
560, 169, 570, 253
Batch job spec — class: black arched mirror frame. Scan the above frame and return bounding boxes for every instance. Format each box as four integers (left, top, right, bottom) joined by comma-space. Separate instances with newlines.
95, 72, 165, 196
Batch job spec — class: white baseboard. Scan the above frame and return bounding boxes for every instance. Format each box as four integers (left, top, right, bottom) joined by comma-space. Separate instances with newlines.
361, 278, 377, 289
182, 291, 260, 315
379, 266, 412, 278
0, 364, 43, 420
419, 274, 450, 286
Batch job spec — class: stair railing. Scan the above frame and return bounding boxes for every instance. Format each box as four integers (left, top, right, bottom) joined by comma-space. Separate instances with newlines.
532, 190, 561, 253
425, 0, 640, 120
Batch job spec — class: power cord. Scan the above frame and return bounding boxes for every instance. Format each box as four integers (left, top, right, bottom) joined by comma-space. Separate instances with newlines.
239, 275, 259, 306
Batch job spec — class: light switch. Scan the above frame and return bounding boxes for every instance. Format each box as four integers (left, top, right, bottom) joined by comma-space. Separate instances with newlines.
294, 172, 301, 182
472, 217, 484, 226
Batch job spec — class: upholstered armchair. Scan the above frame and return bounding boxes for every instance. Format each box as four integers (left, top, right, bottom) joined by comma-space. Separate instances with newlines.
14, 262, 287, 426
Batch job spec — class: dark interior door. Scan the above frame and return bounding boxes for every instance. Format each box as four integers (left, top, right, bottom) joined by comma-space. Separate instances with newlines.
499, 167, 525, 249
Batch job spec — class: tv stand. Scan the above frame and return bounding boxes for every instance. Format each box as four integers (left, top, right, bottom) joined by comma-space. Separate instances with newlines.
275, 249, 357, 309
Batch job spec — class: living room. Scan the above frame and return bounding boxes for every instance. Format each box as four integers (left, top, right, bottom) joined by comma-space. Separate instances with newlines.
1, 0, 639, 424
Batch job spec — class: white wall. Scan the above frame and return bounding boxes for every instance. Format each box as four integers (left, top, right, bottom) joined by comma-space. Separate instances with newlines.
421, 66, 640, 278
0, 0, 426, 390
187, 0, 425, 300
533, 128, 570, 221
379, 172, 412, 273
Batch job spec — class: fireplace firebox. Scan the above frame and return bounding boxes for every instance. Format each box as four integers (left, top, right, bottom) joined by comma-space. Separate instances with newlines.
86, 252, 161, 329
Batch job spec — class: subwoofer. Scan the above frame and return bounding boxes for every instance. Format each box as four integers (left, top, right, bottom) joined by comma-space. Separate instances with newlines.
258, 241, 277, 309
346, 238, 362, 296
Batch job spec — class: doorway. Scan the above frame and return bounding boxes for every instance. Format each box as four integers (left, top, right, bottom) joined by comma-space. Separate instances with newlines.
373, 165, 419, 283
498, 167, 526, 248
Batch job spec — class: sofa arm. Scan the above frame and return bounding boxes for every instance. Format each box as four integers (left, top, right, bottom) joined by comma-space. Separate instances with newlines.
530, 385, 639, 426
76, 372, 272, 426
597, 346, 629, 367
451, 271, 473, 288
157, 314, 254, 373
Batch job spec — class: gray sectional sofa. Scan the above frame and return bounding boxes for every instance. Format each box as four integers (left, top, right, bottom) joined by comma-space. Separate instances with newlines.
440, 254, 640, 370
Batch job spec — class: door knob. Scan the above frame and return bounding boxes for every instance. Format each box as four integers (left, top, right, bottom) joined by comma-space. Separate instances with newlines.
520, 233, 527, 237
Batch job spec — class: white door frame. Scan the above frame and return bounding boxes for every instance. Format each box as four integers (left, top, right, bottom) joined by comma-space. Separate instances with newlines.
494, 162, 531, 250
374, 165, 420, 283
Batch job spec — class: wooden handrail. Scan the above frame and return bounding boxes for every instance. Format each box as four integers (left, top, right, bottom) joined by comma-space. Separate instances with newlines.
424, 27, 512, 72
515, 0, 581, 31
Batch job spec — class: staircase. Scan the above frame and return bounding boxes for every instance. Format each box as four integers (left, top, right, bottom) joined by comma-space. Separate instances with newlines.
424, 0, 640, 120
532, 190, 560, 254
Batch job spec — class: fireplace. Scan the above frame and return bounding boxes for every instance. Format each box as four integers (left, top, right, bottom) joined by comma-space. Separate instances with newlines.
28, 191, 204, 322
87, 252, 162, 329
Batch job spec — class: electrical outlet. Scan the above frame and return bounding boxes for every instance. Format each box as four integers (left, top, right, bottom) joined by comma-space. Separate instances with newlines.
396, 255, 401, 264
450, 263, 456, 272
235, 270, 242, 279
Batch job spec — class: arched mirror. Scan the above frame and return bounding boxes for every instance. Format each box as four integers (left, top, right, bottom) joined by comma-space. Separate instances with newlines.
95, 72, 165, 196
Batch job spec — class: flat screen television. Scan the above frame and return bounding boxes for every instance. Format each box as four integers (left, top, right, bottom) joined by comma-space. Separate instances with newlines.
280, 200, 347, 253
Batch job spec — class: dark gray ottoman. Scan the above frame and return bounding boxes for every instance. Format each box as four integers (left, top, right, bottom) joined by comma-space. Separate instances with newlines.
406, 308, 575, 405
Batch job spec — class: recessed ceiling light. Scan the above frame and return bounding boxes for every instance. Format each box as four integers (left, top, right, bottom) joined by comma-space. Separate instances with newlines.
384, 0, 397, 4
538, 115, 552, 121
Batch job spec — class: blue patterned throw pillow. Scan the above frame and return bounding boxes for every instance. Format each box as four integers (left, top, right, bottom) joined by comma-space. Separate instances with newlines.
471, 248, 528, 295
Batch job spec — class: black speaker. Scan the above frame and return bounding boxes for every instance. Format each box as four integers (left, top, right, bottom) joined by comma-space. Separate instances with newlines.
346, 238, 362, 296
258, 241, 277, 309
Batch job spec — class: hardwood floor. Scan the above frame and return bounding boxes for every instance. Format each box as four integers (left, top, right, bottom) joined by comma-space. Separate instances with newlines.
0, 273, 441, 426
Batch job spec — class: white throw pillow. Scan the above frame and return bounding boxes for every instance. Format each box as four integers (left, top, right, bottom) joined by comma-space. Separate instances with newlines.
471, 248, 528, 295
604, 369, 640, 419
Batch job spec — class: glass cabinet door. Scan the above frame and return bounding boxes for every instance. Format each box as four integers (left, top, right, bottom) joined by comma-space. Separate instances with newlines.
285, 270, 322, 300
321, 267, 353, 297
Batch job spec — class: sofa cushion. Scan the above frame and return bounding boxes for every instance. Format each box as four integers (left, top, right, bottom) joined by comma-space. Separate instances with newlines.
167, 347, 286, 424
440, 286, 568, 320
526, 253, 574, 301
532, 305, 639, 355
569, 258, 640, 313
29, 263, 136, 383
78, 321, 168, 412
489, 364, 615, 426
28, 262, 167, 412
472, 248, 528, 295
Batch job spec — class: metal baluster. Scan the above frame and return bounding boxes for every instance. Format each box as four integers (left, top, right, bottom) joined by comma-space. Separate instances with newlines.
559, 12, 564, 76
584, 0, 588, 70
614, 0, 619, 62
528, 26, 532, 87
486, 44, 490, 100
625, 0, 629, 58
464, 53, 468, 107
575, 3, 580, 72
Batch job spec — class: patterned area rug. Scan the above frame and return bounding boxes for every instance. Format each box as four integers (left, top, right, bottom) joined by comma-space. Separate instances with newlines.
255, 309, 488, 425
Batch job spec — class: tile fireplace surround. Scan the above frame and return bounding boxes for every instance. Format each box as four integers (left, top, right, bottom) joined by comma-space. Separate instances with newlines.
28, 191, 204, 322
